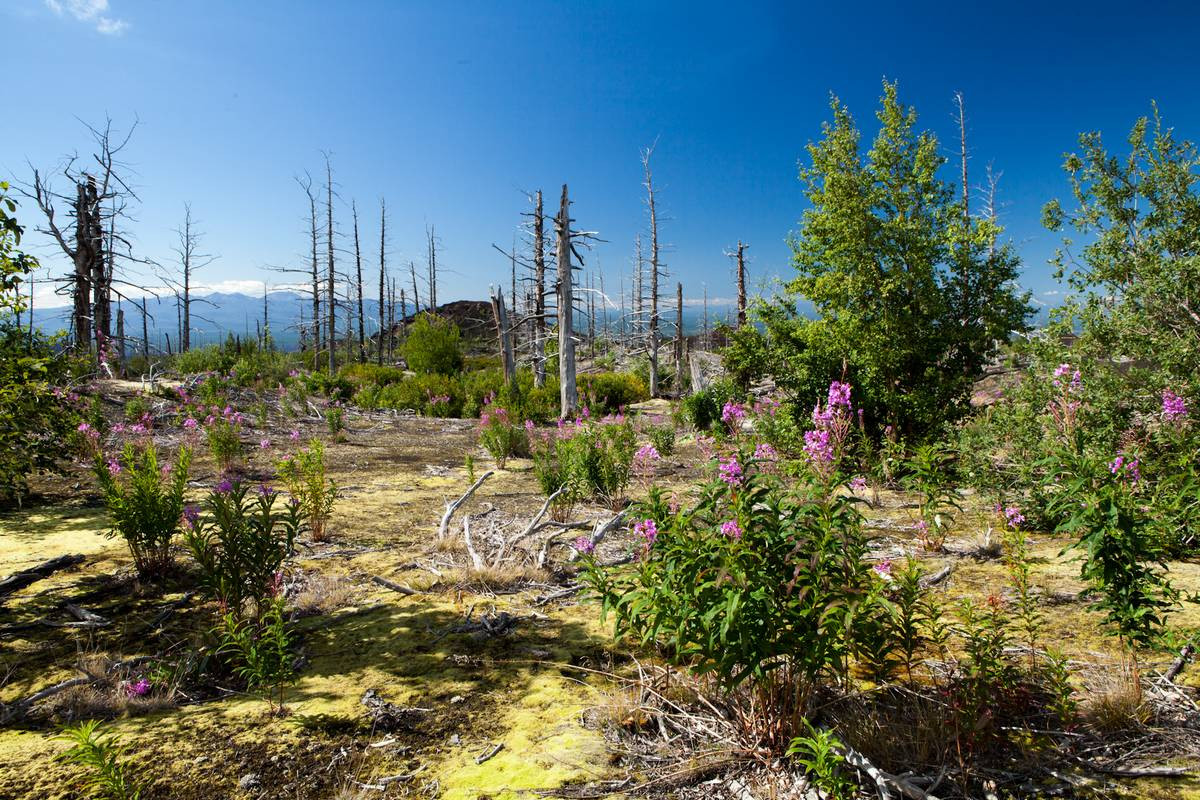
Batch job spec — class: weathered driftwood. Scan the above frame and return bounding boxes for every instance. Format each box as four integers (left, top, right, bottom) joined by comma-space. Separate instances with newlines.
1166, 641, 1196, 683
438, 471, 494, 540
475, 742, 504, 764
0, 676, 94, 724
920, 565, 954, 588
0, 554, 85, 599
567, 510, 627, 562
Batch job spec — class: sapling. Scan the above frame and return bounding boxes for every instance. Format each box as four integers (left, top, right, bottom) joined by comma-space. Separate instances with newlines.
216, 594, 296, 713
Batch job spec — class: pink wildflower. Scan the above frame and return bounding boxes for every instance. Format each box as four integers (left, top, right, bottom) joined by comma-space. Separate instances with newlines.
573, 536, 595, 555
633, 518, 658, 546
720, 520, 743, 540
718, 456, 743, 486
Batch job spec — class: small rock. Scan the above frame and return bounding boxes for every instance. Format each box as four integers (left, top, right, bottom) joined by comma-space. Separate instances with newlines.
238, 773, 260, 790
449, 734, 461, 746
450, 695, 464, 704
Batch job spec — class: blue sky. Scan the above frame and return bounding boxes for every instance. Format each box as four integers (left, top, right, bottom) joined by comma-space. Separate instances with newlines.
4, 0, 1200, 312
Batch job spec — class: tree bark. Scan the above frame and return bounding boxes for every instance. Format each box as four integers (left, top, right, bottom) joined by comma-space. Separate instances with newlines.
324, 155, 336, 372
491, 287, 516, 389
353, 200, 366, 363
533, 189, 547, 387
378, 198, 387, 366
556, 184, 577, 418
736, 240, 747, 328
642, 148, 661, 397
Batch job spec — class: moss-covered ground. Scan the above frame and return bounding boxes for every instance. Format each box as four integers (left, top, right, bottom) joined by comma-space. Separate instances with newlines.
2, 392, 1200, 798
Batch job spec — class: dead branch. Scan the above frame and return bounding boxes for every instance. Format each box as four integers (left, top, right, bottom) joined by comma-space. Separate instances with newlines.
0, 554, 85, 599
370, 575, 421, 596
439, 470, 495, 540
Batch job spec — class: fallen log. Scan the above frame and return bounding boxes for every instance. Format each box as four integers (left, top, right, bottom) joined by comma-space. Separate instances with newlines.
0, 554, 85, 599
370, 575, 421, 596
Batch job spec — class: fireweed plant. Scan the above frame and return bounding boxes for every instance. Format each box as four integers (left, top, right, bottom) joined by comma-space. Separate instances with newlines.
55, 720, 144, 800
93, 441, 192, 581
902, 443, 961, 551
476, 401, 530, 468
202, 405, 246, 473
531, 412, 637, 515
579, 433, 884, 749
215, 593, 296, 713
1042, 364, 1177, 666
275, 439, 338, 542
182, 480, 300, 620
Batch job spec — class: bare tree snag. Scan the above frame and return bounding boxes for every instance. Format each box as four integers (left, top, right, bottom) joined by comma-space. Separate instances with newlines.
426, 225, 438, 313
641, 143, 663, 396
730, 240, 748, 328
409, 260, 420, 316
352, 200, 366, 362
439, 470, 495, 540
171, 203, 215, 352
378, 198, 387, 366
490, 286, 517, 388
324, 153, 336, 372
674, 281, 683, 397
298, 173, 322, 357
532, 189, 547, 387
556, 184, 577, 418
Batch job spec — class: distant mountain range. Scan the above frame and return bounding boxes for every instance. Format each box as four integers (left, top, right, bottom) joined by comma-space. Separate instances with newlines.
27, 290, 743, 352
25, 290, 1052, 353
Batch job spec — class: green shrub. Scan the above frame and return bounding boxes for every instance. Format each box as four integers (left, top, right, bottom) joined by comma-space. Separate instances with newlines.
645, 422, 676, 457
339, 362, 407, 388
477, 404, 529, 468
531, 417, 637, 511
216, 595, 296, 712
203, 410, 245, 473
681, 379, 740, 432
578, 372, 648, 414
55, 720, 144, 800
94, 442, 192, 580
182, 480, 299, 620
403, 313, 463, 374
579, 453, 883, 729
123, 395, 151, 424
275, 440, 338, 541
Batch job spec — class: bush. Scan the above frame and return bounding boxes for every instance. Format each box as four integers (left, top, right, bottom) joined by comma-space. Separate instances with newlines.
644, 421, 676, 457
275, 440, 338, 541
403, 313, 463, 374
579, 372, 648, 414
94, 442, 192, 581
681, 379, 740, 432
203, 408, 245, 473
531, 416, 637, 511
477, 404, 529, 468
182, 481, 300, 620
215, 594, 295, 712
579, 451, 882, 733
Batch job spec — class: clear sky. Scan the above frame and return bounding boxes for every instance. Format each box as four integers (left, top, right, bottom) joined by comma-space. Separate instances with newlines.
5, 0, 1200, 312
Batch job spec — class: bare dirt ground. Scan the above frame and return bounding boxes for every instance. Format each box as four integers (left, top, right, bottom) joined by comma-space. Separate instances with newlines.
3, 388, 1200, 799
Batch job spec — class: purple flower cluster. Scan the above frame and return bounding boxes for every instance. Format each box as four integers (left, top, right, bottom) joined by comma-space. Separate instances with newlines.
718, 456, 743, 486
827, 381, 852, 409
803, 429, 833, 465
634, 518, 658, 547
182, 505, 200, 530
872, 559, 893, 578
1109, 453, 1141, 484
720, 519, 743, 540
721, 402, 746, 429
1162, 389, 1188, 422
125, 678, 151, 698
573, 536, 595, 555
1002, 505, 1025, 529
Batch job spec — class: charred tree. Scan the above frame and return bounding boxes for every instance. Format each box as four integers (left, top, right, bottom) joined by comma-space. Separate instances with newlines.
556, 184, 577, 417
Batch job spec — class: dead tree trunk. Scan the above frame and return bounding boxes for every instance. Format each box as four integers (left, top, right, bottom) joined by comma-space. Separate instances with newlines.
378, 198, 387, 366
674, 282, 683, 398
352, 200, 366, 363
140, 297, 148, 358
491, 287, 517, 389
642, 146, 662, 397
72, 179, 95, 353
299, 174, 321, 359
735, 241, 747, 327
426, 225, 438, 313
409, 261, 420, 316
116, 303, 126, 370
324, 154, 336, 373
556, 184, 577, 418
533, 189, 547, 388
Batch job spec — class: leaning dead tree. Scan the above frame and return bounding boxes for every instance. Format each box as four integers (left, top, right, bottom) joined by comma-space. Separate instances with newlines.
641, 142, 666, 397
25, 119, 143, 361
490, 286, 517, 388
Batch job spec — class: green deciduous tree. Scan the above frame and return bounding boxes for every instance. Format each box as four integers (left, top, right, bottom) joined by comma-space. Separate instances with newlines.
732, 83, 1031, 436
1043, 104, 1200, 381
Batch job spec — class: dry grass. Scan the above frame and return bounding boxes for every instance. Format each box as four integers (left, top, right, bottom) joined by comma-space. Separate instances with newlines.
1083, 667, 1151, 734
289, 572, 361, 616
